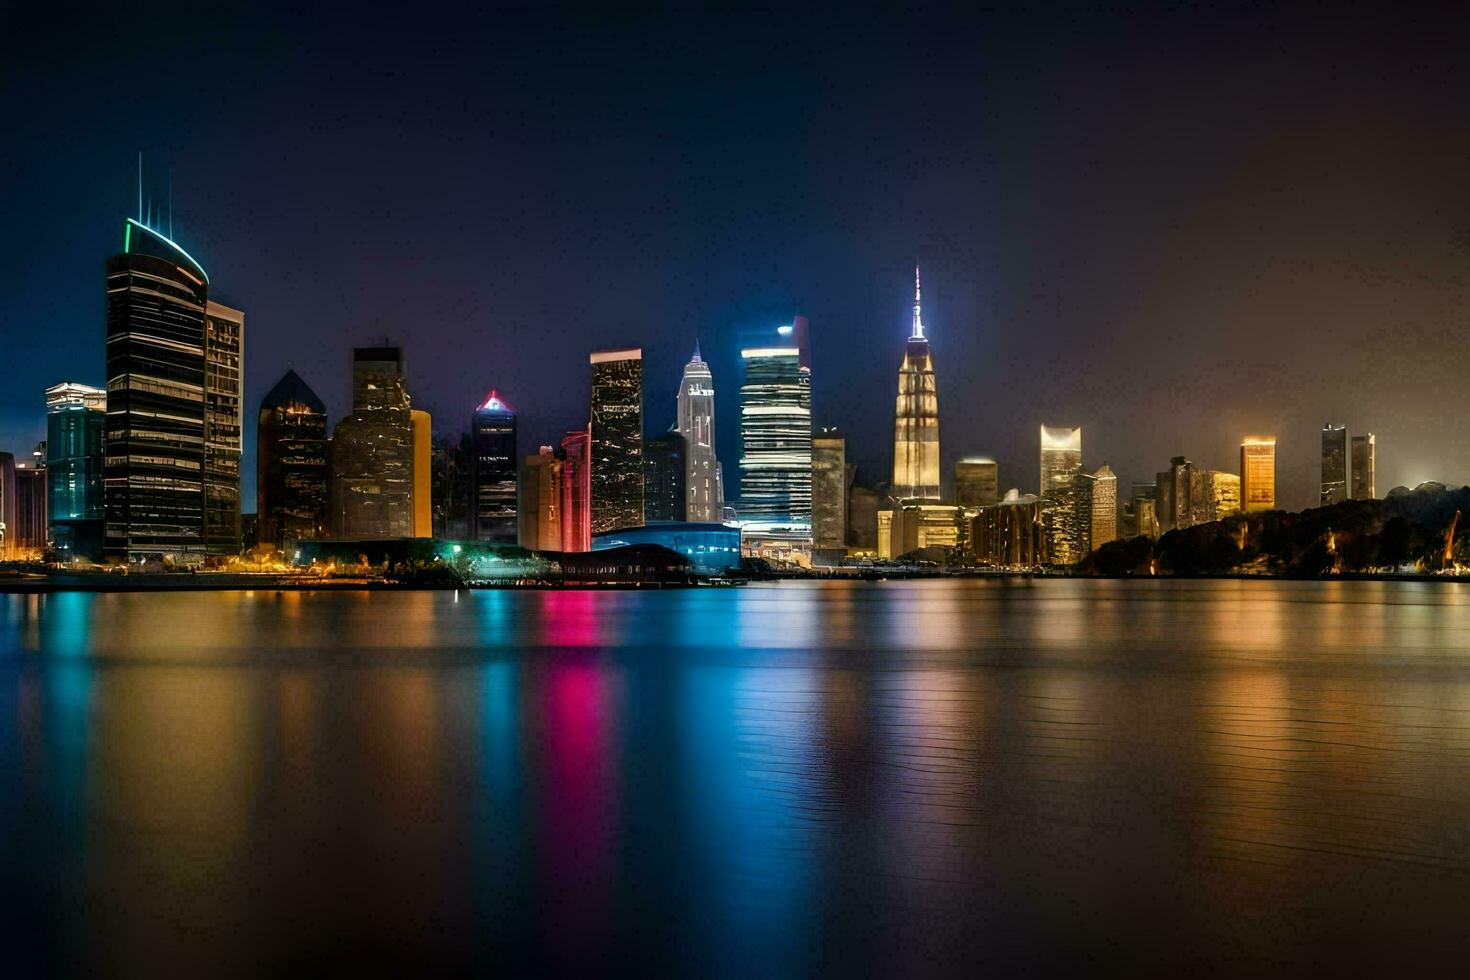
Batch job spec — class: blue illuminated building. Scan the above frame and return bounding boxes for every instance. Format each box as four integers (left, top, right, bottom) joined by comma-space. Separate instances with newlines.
592, 521, 741, 576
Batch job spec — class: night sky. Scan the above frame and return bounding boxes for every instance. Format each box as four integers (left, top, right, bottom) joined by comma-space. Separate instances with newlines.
4, 3, 1469, 512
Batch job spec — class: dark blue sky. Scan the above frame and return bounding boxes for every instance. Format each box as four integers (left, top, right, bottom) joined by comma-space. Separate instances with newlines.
4, 3, 1469, 511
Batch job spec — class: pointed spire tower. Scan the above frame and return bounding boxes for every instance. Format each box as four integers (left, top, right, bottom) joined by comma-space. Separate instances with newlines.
677, 340, 724, 521
892, 263, 940, 500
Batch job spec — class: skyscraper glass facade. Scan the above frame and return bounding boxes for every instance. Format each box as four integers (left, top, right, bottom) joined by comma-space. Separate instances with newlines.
46, 381, 106, 557
892, 267, 940, 500
256, 369, 329, 549
589, 349, 644, 534
677, 345, 723, 522
1039, 425, 1082, 498
1240, 438, 1276, 512
203, 300, 243, 553
560, 429, 592, 552
1321, 424, 1348, 505
739, 336, 811, 535
643, 430, 686, 523
331, 347, 414, 538
471, 392, 517, 543
954, 458, 999, 509
1351, 433, 1376, 500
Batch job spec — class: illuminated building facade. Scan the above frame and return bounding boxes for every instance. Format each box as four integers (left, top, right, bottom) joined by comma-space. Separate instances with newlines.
46, 381, 106, 559
971, 490, 1048, 568
677, 344, 723, 522
892, 266, 940, 500
885, 502, 965, 559
1040, 425, 1082, 497
1129, 481, 1159, 539
202, 301, 243, 554
1207, 471, 1241, 520
560, 429, 592, 551
1352, 433, 1376, 500
1045, 476, 1087, 564
1076, 464, 1117, 554
738, 329, 811, 538
847, 484, 879, 551
955, 458, 999, 509
643, 430, 686, 523
1321, 424, 1348, 505
104, 218, 211, 562
812, 427, 847, 554
592, 521, 741, 577
519, 446, 562, 550
256, 369, 329, 549
589, 349, 644, 534
411, 409, 433, 538
12, 454, 47, 554
0, 454, 13, 556
1240, 438, 1277, 512
331, 346, 414, 539
471, 392, 517, 543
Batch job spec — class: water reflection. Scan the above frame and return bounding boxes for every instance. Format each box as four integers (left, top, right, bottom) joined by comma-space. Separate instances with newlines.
4, 581, 1470, 973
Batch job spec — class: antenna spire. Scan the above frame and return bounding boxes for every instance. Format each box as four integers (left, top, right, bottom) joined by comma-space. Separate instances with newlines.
911, 263, 925, 340
692, 338, 702, 362
168, 165, 173, 239
137, 152, 143, 222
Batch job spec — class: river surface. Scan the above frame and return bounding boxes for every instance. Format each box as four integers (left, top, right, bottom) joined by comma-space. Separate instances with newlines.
3, 580, 1470, 976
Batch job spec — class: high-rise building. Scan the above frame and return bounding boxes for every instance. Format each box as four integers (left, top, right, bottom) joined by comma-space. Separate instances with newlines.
1352, 433, 1376, 500
643, 429, 687, 523
886, 502, 966, 559
411, 409, 433, 538
812, 427, 847, 554
0, 453, 14, 557
1129, 481, 1159, 539
677, 343, 723, 522
971, 490, 1049, 567
1240, 438, 1277, 512
1044, 475, 1088, 564
104, 218, 211, 562
202, 301, 244, 554
954, 458, 999, 509
46, 382, 106, 559
331, 346, 414, 539
1206, 471, 1241, 520
11, 450, 47, 555
519, 446, 563, 550
847, 484, 880, 551
1040, 426, 1082, 497
1321, 424, 1348, 506
589, 349, 644, 534
560, 429, 592, 552
432, 433, 473, 540
1076, 465, 1118, 554
739, 328, 812, 538
470, 392, 516, 543
892, 266, 940, 500
256, 369, 329, 550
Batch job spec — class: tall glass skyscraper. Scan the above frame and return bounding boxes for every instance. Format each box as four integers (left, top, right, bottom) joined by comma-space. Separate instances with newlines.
643, 429, 686, 523
1321, 424, 1348, 506
560, 429, 592, 551
46, 381, 106, 559
892, 266, 940, 500
471, 391, 518, 543
1240, 438, 1277, 512
954, 458, 999, 509
589, 349, 644, 534
331, 346, 414, 538
104, 218, 211, 561
739, 327, 811, 537
1039, 425, 1082, 497
203, 301, 244, 554
676, 343, 723, 522
1351, 433, 1376, 500
256, 369, 329, 549
811, 427, 847, 552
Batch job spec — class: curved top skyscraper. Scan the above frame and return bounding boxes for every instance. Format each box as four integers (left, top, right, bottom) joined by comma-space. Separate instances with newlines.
677, 342, 724, 522
891, 266, 940, 500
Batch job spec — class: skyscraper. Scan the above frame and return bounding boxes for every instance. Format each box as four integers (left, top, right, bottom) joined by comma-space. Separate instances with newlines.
1076, 464, 1118, 554
331, 346, 414, 539
812, 427, 847, 553
892, 266, 940, 500
46, 381, 106, 559
954, 458, 999, 509
971, 490, 1049, 567
411, 409, 433, 538
0, 453, 14, 558
677, 343, 723, 522
104, 218, 211, 562
1206, 471, 1241, 520
1240, 438, 1277, 512
256, 369, 329, 550
1045, 476, 1087, 564
519, 446, 562, 550
1321, 424, 1348, 505
589, 349, 644, 534
13, 452, 48, 554
202, 301, 244, 554
739, 327, 812, 538
471, 392, 517, 543
1156, 456, 1206, 531
643, 430, 686, 523
1352, 433, 1376, 500
560, 429, 592, 551
1040, 426, 1082, 497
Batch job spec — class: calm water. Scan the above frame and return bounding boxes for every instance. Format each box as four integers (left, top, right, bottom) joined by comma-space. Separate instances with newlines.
4, 580, 1470, 976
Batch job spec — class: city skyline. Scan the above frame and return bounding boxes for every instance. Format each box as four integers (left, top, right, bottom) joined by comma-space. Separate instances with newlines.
5, 6, 1469, 514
